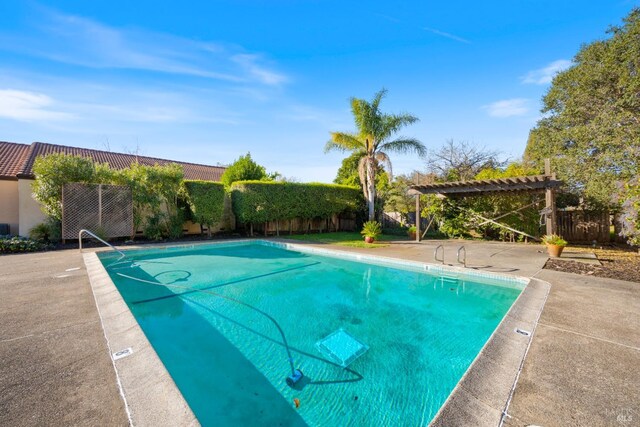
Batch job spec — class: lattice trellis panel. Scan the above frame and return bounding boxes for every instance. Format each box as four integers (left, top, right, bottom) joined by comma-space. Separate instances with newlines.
62, 183, 133, 239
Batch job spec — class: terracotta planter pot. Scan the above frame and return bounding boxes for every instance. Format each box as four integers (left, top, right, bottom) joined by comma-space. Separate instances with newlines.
546, 243, 565, 257
364, 236, 375, 244
408, 231, 417, 240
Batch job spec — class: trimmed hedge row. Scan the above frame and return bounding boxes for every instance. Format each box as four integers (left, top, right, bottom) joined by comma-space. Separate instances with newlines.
183, 180, 226, 236
0, 236, 50, 253
231, 181, 360, 224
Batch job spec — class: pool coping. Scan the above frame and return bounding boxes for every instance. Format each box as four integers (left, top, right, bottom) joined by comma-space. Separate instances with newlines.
83, 239, 550, 426
83, 252, 199, 426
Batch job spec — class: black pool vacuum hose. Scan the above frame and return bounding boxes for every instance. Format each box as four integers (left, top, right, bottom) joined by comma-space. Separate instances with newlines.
115, 271, 304, 387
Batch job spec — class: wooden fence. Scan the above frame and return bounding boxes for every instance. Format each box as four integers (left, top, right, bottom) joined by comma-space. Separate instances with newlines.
556, 210, 610, 243
246, 213, 357, 236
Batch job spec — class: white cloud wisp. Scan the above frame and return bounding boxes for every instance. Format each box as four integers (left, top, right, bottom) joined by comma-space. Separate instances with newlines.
0, 89, 73, 121
482, 98, 529, 118
521, 59, 572, 85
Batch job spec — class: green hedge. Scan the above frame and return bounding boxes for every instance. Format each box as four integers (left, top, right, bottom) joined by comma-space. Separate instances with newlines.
183, 180, 226, 236
231, 181, 360, 224
0, 236, 50, 254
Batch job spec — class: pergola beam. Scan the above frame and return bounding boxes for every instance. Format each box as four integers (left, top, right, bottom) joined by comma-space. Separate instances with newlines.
409, 162, 562, 241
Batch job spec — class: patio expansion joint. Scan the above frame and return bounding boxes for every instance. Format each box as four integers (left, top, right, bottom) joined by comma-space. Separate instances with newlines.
537, 322, 640, 352
498, 278, 551, 427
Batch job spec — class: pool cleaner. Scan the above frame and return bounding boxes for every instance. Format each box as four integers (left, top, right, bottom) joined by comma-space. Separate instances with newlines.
286, 367, 304, 387
116, 270, 305, 388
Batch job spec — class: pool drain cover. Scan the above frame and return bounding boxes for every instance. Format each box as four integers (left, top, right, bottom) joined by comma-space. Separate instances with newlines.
316, 329, 369, 368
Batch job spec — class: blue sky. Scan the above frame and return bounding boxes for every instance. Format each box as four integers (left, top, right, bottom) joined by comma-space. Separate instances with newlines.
0, 1, 636, 182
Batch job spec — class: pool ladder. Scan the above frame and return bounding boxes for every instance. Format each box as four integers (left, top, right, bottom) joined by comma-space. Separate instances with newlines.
433, 244, 467, 268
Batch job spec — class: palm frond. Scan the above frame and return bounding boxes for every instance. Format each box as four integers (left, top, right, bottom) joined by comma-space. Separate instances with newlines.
375, 151, 393, 182
325, 132, 364, 153
371, 88, 388, 111
378, 138, 427, 157
382, 114, 419, 137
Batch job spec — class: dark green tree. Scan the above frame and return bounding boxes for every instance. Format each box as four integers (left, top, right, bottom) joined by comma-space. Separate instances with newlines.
525, 8, 640, 207
220, 153, 268, 187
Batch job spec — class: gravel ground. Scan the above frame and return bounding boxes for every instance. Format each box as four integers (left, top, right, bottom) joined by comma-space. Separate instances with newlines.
544, 245, 640, 283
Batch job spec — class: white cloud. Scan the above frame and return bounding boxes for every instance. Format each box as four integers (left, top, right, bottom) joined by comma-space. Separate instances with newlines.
521, 59, 572, 85
232, 54, 288, 86
0, 9, 287, 86
0, 89, 73, 121
423, 27, 470, 44
482, 98, 529, 118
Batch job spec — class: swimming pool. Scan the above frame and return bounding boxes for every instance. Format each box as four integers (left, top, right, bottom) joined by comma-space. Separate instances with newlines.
98, 240, 525, 426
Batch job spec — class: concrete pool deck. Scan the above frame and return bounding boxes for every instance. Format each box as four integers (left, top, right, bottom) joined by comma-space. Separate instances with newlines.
1, 239, 638, 426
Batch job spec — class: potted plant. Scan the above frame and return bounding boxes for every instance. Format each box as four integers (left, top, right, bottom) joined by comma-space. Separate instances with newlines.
542, 234, 568, 257
407, 225, 417, 240
361, 221, 382, 244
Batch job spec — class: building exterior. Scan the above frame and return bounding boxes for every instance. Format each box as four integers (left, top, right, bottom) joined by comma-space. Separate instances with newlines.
0, 141, 226, 237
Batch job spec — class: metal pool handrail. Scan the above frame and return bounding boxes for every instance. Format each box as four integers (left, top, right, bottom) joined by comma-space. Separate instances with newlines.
434, 244, 444, 264
457, 246, 467, 268
78, 229, 126, 258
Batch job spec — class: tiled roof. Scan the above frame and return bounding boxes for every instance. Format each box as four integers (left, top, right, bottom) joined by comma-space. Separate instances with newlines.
1, 141, 225, 181
0, 141, 31, 180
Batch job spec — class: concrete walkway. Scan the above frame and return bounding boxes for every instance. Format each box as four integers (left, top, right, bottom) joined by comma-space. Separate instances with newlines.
0, 251, 128, 426
1, 239, 638, 426
505, 269, 640, 427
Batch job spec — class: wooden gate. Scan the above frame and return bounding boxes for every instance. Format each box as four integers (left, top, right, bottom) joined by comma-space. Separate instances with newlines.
556, 210, 610, 243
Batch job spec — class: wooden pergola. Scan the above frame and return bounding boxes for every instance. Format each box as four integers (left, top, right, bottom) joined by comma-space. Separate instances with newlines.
408, 160, 562, 242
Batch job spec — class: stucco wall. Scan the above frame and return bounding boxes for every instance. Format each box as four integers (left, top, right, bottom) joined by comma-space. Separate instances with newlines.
18, 179, 47, 237
0, 180, 20, 235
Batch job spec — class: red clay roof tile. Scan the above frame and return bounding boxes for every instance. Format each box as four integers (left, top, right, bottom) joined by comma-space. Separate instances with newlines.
0, 141, 225, 181
0, 141, 31, 180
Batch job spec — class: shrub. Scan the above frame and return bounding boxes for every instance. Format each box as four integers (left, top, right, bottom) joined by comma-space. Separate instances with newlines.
361, 221, 382, 239
113, 162, 184, 238
220, 153, 267, 187
29, 223, 51, 242
32, 154, 112, 220
143, 213, 165, 241
541, 234, 568, 246
0, 236, 50, 254
231, 181, 360, 226
29, 218, 62, 242
166, 209, 185, 240
183, 180, 225, 237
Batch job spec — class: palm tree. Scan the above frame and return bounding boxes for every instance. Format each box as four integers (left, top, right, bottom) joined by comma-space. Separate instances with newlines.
326, 89, 426, 221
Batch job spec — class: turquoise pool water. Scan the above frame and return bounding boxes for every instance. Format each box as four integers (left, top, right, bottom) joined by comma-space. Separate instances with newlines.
99, 241, 523, 426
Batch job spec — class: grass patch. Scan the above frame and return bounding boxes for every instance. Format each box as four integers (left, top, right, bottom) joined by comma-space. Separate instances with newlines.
285, 231, 402, 248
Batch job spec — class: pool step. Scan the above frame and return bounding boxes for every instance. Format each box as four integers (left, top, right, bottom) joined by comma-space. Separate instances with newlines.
438, 272, 466, 294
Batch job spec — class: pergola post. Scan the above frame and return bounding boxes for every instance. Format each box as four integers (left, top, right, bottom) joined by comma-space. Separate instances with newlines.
415, 195, 421, 242
544, 159, 557, 235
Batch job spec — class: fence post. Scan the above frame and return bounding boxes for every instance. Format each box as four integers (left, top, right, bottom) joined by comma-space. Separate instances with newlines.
98, 184, 103, 228
415, 195, 421, 242
544, 159, 557, 235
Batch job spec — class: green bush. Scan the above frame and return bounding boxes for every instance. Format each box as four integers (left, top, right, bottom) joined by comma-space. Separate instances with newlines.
0, 236, 50, 253
143, 213, 165, 241
32, 154, 113, 220
221, 153, 268, 187
183, 180, 225, 237
542, 234, 568, 246
231, 181, 360, 226
361, 221, 382, 239
112, 162, 184, 238
29, 218, 62, 242
166, 209, 185, 240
